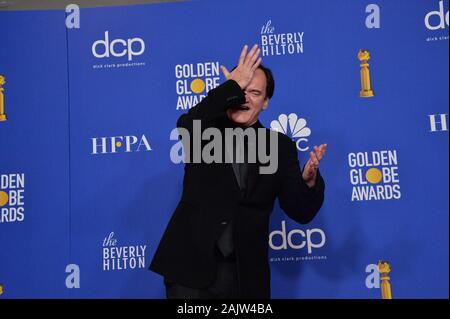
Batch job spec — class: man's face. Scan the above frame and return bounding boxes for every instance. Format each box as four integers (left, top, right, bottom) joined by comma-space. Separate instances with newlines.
227, 68, 269, 127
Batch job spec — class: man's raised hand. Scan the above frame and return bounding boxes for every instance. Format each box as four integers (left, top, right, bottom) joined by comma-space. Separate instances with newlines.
221, 44, 262, 90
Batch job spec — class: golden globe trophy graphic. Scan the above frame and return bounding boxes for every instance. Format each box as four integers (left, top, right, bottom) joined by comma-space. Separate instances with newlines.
378, 261, 393, 299
0, 74, 6, 121
358, 50, 375, 98
0, 283, 3, 296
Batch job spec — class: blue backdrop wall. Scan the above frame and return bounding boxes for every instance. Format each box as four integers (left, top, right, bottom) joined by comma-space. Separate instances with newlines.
0, 0, 448, 298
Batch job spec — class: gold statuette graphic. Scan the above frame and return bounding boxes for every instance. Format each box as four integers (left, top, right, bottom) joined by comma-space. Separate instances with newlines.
0, 283, 4, 296
378, 261, 393, 299
0, 74, 6, 121
358, 50, 375, 98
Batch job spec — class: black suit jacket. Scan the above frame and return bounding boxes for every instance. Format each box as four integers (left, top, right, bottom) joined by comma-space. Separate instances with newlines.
150, 80, 325, 298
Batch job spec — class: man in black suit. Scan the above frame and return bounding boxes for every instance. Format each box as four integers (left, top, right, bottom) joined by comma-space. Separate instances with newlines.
150, 44, 327, 299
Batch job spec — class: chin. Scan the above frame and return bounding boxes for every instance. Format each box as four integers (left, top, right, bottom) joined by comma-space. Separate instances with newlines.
230, 115, 252, 127
228, 109, 258, 127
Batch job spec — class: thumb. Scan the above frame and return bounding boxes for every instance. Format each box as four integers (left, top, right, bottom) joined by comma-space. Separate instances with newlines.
220, 65, 231, 79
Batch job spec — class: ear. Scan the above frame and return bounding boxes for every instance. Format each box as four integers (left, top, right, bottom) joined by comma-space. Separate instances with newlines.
262, 97, 269, 110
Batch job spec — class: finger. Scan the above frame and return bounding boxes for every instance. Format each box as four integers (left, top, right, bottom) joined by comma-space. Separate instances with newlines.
248, 48, 261, 66
244, 44, 259, 66
220, 65, 231, 79
319, 144, 327, 159
313, 145, 319, 156
305, 157, 313, 171
310, 159, 318, 170
304, 161, 313, 174
315, 144, 326, 160
315, 149, 322, 162
312, 152, 320, 168
304, 158, 311, 169
238, 45, 248, 66
313, 147, 321, 162
309, 152, 318, 167
251, 57, 263, 72
312, 156, 319, 167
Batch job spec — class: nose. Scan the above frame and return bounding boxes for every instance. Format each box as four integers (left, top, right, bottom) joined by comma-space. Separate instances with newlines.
244, 92, 249, 104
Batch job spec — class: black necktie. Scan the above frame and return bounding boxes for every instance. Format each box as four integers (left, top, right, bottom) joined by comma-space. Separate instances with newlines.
217, 132, 248, 257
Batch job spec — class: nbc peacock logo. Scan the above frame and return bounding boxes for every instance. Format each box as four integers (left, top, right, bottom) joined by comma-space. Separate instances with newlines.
270, 113, 311, 151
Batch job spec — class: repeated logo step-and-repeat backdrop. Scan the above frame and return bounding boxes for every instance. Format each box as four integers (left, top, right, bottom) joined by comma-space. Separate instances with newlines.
0, 0, 448, 298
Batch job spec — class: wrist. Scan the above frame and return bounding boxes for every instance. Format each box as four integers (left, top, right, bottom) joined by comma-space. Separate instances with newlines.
303, 172, 317, 189
306, 179, 316, 188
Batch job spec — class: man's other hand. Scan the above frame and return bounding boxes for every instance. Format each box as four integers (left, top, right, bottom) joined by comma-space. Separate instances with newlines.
302, 144, 327, 188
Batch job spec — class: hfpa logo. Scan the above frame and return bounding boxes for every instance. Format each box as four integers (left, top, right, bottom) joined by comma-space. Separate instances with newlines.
91, 134, 152, 154
92, 31, 145, 61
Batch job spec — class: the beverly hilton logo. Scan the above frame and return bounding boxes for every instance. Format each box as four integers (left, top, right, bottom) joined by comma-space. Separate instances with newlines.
175, 62, 221, 110
260, 20, 304, 57
0, 173, 25, 223
102, 232, 147, 271
270, 113, 311, 151
348, 150, 401, 201
0, 74, 6, 122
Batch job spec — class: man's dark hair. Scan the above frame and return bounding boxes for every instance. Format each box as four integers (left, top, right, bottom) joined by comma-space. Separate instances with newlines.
257, 64, 275, 99
232, 64, 275, 99
258, 64, 275, 99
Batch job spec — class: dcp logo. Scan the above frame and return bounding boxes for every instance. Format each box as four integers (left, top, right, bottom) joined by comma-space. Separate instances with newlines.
92, 31, 145, 61
425, 0, 449, 30
269, 220, 326, 254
